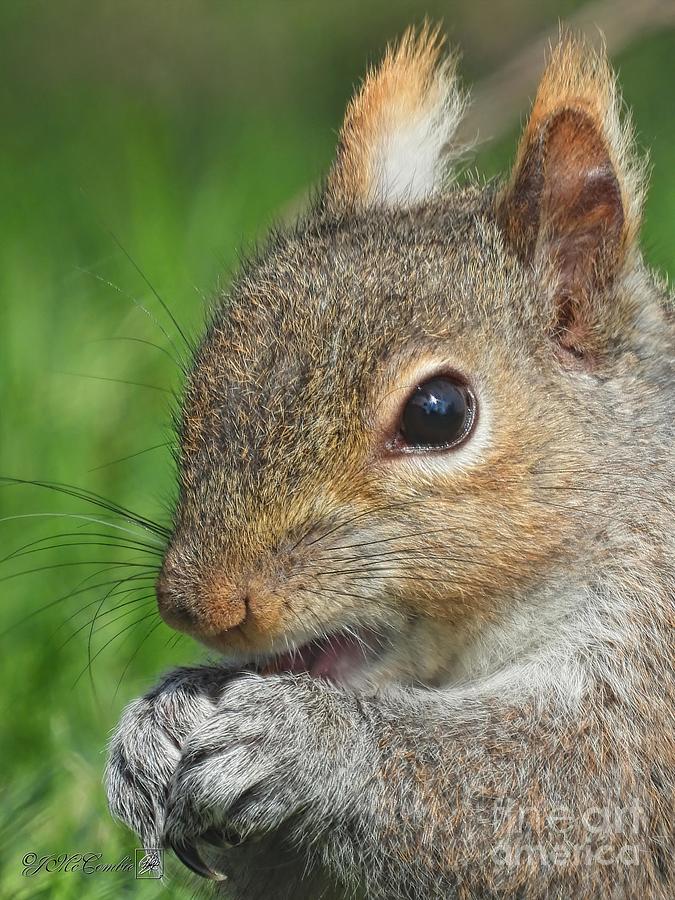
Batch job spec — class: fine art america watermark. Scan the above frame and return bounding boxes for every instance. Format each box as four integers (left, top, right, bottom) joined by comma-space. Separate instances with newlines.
488, 798, 647, 869
22, 848, 164, 879
21, 798, 647, 879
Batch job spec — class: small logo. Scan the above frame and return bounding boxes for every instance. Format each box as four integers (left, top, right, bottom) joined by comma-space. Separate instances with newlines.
135, 848, 164, 879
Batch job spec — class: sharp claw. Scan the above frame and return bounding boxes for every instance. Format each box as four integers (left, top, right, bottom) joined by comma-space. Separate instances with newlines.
169, 840, 227, 881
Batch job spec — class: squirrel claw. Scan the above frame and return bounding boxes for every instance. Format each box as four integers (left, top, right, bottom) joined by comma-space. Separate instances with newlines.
168, 839, 227, 881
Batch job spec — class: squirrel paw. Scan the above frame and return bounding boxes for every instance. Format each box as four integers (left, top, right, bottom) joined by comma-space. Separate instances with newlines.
105, 665, 230, 849
162, 673, 363, 874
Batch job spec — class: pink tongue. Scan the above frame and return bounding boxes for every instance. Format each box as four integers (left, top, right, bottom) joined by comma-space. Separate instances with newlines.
263, 632, 365, 681
309, 634, 364, 679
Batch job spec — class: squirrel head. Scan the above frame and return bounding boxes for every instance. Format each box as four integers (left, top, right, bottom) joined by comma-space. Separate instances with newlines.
157, 28, 670, 686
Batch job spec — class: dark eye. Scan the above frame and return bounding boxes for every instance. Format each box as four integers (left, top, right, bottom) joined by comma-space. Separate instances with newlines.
397, 376, 476, 451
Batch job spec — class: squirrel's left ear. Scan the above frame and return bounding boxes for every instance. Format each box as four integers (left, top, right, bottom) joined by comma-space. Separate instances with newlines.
324, 25, 466, 212
498, 37, 646, 360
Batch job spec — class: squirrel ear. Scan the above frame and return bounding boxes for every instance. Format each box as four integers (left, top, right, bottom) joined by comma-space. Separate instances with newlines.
498, 37, 646, 359
324, 25, 466, 212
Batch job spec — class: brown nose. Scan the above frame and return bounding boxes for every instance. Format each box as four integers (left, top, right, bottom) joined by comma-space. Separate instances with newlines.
156, 571, 249, 636
155, 574, 196, 630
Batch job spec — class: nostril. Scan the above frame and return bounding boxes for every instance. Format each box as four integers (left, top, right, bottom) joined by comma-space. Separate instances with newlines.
156, 574, 198, 630
155, 573, 173, 610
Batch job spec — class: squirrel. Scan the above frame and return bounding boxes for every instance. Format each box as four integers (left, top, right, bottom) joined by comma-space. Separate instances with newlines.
105, 26, 674, 900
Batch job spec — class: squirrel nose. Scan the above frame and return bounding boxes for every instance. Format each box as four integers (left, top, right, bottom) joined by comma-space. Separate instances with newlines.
156, 573, 196, 630
156, 570, 249, 636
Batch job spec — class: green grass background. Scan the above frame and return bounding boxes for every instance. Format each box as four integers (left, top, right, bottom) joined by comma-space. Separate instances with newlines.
1, 2, 673, 897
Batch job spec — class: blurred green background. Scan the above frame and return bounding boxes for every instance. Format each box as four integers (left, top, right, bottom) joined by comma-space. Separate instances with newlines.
1, 1, 673, 897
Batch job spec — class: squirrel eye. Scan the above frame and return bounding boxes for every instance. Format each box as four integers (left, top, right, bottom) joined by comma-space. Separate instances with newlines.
396, 376, 476, 452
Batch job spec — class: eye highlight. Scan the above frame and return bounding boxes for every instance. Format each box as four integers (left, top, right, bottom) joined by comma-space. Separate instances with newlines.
393, 375, 476, 452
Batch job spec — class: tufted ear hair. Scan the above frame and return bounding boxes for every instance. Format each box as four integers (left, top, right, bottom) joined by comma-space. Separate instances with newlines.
324, 25, 467, 212
497, 36, 647, 360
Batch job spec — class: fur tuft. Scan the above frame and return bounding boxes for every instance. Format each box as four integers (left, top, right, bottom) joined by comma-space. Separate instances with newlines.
325, 24, 467, 211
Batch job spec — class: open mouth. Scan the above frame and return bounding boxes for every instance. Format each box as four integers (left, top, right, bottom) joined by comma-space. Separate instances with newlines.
258, 627, 384, 684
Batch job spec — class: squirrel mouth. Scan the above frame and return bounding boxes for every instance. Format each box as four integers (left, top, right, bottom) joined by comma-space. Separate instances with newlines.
257, 627, 383, 683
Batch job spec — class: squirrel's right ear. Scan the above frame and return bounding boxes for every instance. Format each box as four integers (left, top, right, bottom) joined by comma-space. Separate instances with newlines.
497, 37, 646, 360
324, 25, 466, 212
